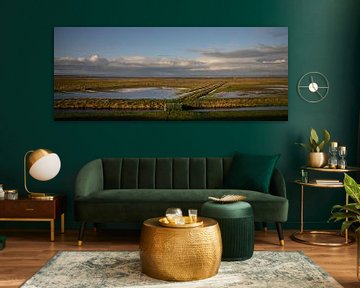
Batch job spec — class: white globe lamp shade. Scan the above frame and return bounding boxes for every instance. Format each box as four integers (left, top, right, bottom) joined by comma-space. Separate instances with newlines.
28, 150, 61, 181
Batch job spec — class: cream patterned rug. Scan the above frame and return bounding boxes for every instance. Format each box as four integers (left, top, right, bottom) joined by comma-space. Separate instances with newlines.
21, 251, 342, 288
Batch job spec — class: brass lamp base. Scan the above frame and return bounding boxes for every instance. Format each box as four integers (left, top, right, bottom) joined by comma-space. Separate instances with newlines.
28, 193, 55, 200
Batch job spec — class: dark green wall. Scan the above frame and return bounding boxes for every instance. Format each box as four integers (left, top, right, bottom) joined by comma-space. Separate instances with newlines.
1, 0, 359, 230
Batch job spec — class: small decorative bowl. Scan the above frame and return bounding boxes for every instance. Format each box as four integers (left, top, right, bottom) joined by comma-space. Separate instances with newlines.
208, 194, 246, 203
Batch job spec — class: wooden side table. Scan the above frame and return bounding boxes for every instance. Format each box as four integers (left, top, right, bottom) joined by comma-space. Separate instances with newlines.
0, 195, 66, 241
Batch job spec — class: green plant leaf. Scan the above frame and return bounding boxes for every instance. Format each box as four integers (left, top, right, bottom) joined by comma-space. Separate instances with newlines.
329, 211, 357, 221
317, 140, 325, 152
329, 175, 360, 232
296, 128, 331, 153
310, 128, 319, 144
344, 173, 360, 204
341, 220, 358, 234
308, 138, 318, 152
295, 142, 312, 152
331, 203, 360, 215
323, 129, 330, 144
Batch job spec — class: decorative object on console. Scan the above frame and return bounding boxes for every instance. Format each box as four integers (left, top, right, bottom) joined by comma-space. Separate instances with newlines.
4, 189, 18, 200
328, 141, 338, 168
315, 179, 340, 185
300, 169, 309, 183
338, 146, 347, 169
0, 184, 4, 199
296, 128, 330, 167
297, 71, 329, 103
24, 148, 61, 199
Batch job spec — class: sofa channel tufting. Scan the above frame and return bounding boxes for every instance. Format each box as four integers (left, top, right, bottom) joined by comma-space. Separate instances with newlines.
74, 157, 288, 246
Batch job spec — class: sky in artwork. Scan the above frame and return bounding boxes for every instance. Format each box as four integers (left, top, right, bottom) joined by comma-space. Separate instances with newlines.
54, 27, 288, 77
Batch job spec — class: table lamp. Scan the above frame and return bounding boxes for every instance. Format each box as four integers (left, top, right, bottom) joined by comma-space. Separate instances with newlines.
24, 148, 61, 199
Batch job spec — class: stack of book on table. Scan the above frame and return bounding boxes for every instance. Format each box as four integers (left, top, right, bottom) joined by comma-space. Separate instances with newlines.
314, 179, 342, 185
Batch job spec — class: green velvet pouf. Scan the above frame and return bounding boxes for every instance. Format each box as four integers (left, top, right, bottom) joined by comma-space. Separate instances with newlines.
0, 236, 6, 250
201, 201, 254, 261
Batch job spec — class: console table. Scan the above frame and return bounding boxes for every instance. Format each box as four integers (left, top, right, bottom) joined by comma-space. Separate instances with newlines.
0, 195, 66, 241
291, 166, 359, 246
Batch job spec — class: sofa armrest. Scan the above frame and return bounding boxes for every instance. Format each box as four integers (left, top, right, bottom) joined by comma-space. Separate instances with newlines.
75, 159, 104, 199
269, 168, 287, 198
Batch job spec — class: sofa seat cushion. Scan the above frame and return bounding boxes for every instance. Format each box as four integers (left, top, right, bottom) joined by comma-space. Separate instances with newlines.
77, 189, 280, 202
75, 189, 288, 222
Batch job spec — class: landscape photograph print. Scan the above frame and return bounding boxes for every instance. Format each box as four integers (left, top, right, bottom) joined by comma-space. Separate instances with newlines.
54, 27, 288, 120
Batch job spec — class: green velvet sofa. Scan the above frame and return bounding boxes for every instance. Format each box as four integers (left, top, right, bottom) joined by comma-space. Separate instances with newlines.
74, 157, 288, 245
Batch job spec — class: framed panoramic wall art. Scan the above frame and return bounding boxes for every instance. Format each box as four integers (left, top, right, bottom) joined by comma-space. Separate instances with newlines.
54, 27, 288, 121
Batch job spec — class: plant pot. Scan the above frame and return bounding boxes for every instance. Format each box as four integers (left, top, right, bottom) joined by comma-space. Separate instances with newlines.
308, 152, 328, 168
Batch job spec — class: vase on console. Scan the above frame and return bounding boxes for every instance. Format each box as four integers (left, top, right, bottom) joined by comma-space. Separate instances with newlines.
296, 128, 330, 168
308, 152, 328, 168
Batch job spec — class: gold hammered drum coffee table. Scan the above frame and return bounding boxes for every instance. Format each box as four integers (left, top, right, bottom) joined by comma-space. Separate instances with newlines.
139, 217, 222, 281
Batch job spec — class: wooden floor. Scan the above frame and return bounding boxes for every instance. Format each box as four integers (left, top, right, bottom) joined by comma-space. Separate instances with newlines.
0, 228, 358, 288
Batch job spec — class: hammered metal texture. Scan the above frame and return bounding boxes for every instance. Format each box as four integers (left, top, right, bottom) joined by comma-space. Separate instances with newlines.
139, 217, 222, 281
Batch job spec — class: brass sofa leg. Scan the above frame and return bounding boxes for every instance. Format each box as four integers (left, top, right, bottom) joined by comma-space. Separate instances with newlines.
276, 222, 285, 246
93, 223, 98, 233
262, 222, 268, 232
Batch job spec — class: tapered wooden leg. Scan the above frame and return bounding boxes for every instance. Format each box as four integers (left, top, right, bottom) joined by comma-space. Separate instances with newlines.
50, 220, 55, 242
262, 222, 268, 232
276, 222, 285, 246
61, 213, 65, 234
93, 223, 98, 233
77, 222, 86, 246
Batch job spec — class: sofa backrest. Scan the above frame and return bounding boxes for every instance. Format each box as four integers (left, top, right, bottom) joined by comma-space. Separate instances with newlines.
102, 158, 233, 190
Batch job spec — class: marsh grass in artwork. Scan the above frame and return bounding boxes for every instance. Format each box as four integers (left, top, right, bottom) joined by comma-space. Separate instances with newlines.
54, 27, 288, 120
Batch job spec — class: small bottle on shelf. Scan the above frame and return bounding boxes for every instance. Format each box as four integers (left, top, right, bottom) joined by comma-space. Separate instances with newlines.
337, 146, 347, 169
0, 184, 4, 199
301, 169, 308, 183
328, 142, 338, 169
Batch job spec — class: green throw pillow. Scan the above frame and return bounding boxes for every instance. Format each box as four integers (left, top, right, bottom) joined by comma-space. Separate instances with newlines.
224, 153, 280, 193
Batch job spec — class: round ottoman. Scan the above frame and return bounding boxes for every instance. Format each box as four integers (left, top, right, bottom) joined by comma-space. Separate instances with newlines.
201, 201, 254, 261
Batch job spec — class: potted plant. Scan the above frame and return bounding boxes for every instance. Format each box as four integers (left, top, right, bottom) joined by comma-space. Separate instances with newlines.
329, 173, 360, 279
296, 128, 330, 167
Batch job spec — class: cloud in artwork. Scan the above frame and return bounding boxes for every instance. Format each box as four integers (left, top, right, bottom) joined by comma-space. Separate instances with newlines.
54, 44, 288, 77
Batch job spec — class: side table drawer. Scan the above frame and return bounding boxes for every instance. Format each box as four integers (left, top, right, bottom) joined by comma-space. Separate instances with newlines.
1, 201, 55, 218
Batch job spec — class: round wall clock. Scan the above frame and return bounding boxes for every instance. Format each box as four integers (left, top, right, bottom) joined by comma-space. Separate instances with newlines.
297, 72, 329, 103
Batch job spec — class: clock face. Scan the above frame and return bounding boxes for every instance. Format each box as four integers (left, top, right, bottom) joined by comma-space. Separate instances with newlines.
297, 72, 329, 103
